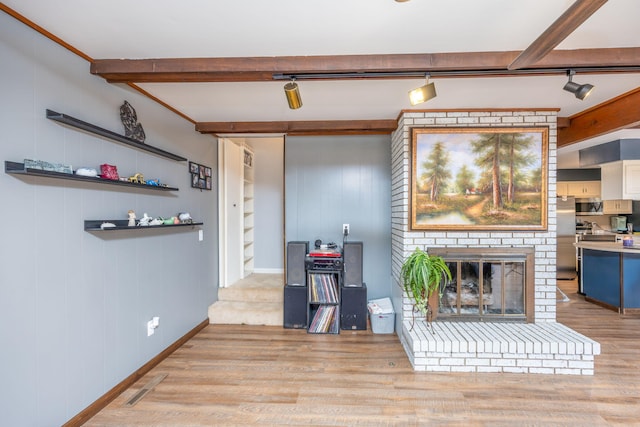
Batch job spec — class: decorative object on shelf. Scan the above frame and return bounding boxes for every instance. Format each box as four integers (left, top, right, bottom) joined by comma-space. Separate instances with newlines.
146, 178, 159, 186
243, 150, 253, 167
189, 161, 212, 190
133, 212, 193, 227
75, 167, 98, 177
127, 210, 136, 227
119, 101, 146, 143
128, 173, 144, 184
24, 158, 73, 174
178, 212, 193, 224
100, 222, 116, 230
138, 213, 152, 226
100, 164, 119, 180
410, 127, 548, 231
400, 247, 451, 330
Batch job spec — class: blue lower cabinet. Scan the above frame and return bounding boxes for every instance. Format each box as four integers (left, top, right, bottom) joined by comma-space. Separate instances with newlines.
583, 249, 621, 308
622, 253, 640, 309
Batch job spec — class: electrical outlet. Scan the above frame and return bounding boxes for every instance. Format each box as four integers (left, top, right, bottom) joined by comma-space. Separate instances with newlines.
343, 224, 350, 236
147, 317, 160, 336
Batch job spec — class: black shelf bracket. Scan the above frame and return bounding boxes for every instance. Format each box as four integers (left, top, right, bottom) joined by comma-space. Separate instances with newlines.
5, 161, 179, 192
46, 109, 187, 162
84, 219, 203, 231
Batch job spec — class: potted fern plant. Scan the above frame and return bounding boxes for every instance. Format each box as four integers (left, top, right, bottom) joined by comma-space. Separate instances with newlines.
401, 248, 452, 327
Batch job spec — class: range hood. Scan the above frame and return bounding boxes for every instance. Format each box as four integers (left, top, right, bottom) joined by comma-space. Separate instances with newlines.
580, 139, 640, 167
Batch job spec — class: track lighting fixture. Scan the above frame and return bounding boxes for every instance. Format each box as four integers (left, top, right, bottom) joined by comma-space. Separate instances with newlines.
284, 79, 302, 109
408, 74, 437, 106
563, 70, 594, 100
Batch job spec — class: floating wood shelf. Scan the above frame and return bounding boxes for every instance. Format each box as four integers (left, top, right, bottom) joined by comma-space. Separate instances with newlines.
5, 161, 179, 192
84, 219, 203, 231
46, 109, 187, 162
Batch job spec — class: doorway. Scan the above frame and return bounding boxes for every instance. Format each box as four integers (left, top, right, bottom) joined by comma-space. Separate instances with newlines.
218, 136, 285, 288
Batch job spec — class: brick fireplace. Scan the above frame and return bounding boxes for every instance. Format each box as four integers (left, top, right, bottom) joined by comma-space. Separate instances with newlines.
391, 109, 600, 375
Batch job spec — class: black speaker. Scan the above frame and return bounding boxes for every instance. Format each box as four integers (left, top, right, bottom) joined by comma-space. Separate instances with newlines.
343, 241, 363, 287
286, 241, 308, 286
340, 284, 367, 330
283, 285, 308, 329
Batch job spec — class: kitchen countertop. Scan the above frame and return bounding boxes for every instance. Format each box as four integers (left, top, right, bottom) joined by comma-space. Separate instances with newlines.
574, 241, 640, 253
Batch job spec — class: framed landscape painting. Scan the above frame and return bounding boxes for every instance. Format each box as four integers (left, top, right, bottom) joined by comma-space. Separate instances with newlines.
410, 127, 548, 231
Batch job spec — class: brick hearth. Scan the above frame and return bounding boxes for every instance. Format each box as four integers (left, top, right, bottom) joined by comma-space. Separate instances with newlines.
401, 321, 600, 375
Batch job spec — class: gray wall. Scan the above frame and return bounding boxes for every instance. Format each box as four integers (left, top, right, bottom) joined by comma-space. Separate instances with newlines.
285, 135, 392, 299
0, 12, 218, 426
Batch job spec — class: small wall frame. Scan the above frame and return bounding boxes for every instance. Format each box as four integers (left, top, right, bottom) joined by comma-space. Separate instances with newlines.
189, 161, 212, 190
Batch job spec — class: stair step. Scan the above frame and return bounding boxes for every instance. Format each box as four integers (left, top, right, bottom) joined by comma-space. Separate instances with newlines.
208, 301, 283, 326
218, 285, 283, 303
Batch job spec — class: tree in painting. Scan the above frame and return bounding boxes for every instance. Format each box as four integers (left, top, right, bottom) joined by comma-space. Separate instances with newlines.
420, 141, 451, 201
471, 133, 502, 208
455, 165, 475, 195
471, 132, 534, 209
502, 133, 535, 203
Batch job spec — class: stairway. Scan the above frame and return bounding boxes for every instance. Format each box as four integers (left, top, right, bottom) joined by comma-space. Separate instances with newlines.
208, 273, 284, 326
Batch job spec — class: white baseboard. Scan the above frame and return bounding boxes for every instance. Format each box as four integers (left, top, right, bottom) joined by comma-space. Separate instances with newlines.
253, 268, 284, 274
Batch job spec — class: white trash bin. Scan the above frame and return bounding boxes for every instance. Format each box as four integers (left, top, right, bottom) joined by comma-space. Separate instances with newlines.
367, 297, 395, 334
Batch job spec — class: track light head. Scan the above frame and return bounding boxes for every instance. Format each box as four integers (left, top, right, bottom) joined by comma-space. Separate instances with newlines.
284, 80, 302, 109
408, 74, 437, 105
563, 70, 594, 100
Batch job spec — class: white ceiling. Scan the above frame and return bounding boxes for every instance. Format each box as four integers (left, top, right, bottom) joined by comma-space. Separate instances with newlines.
4, 0, 640, 168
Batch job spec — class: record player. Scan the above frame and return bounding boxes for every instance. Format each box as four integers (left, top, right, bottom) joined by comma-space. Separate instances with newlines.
305, 247, 343, 270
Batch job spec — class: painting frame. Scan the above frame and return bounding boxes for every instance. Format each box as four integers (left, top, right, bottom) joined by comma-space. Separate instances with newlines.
410, 126, 548, 231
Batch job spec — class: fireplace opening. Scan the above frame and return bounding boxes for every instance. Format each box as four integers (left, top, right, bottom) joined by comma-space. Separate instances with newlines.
429, 248, 535, 322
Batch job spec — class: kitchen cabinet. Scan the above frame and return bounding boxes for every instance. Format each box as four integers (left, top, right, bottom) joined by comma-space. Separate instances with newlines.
601, 160, 640, 200
603, 199, 632, 214
557, 182, 569, 197
577, 243, 640, 314
557, 180, 600, 198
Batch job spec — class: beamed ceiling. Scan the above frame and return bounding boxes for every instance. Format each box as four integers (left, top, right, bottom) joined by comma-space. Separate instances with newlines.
2, 0, 639, 167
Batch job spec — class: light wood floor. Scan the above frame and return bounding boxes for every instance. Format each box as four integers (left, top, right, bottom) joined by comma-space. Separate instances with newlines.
85, 280, 640, 426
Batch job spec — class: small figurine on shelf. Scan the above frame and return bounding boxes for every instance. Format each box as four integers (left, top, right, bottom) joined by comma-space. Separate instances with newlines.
149, 217, 163, 226
138, 213, 152, 226
127, 210, 136, 227
146, 178, 159, 186
128, 173, 145, 184
178, 212, 193, 224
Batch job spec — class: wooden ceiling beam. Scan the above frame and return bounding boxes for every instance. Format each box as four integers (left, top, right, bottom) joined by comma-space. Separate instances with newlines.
508, 0, 608, 70
89, 48, 640, 83
195, 120, 398, 135
558, 87, 640, 147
